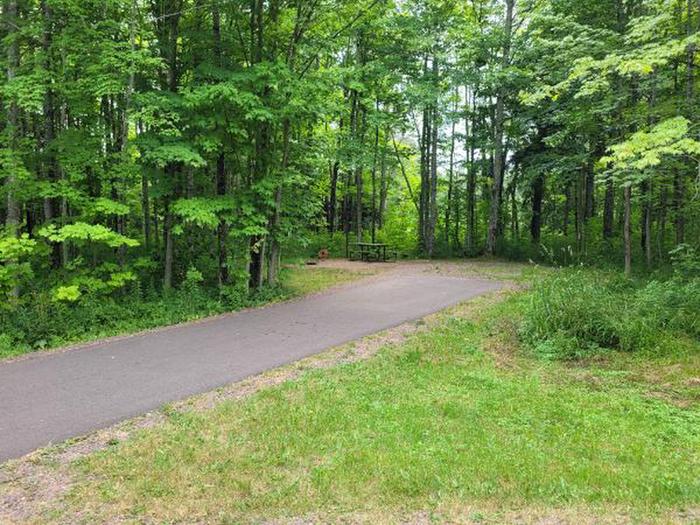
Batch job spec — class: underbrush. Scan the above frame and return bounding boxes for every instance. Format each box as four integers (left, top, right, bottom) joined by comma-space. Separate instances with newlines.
0, 266, 362, 359
520, 268, 700, 359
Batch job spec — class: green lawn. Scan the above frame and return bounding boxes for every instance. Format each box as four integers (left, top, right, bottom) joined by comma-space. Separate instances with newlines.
279, 264, 377, 296
53, 283, 699, 524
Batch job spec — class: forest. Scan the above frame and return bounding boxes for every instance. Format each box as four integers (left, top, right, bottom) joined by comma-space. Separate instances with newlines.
0, 0, 698, 352
1, 2, 700, 522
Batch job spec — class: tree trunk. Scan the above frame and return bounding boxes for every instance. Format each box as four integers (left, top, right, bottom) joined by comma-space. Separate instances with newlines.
355, 161, 364, 242
563, 181, 571, 236
486, 0, 514, 255
509, 169, 519, 242
249, 236, 265, 291
585, 174, 595, 220
351, 90, 365, 243
687, 0, 695, 117
419, 103, 430, 252
673, 175, 685, 244
585, 166, 595, 219
4, 0, 20, 299
603, 175, 614, 238
427, 60, 439, 258
466, 162, 476, 256
163, 201, 174, 290
391, 134, 419, 214
378, 133, 388, 229
249, 0, 268, 290
328, 161, 339, 233
657, 186, 668, 261
41, 0, 62, 268
445, 92, 457, 249
641, 78, 657, 268
673, 0, 696, 246
212, 6, 229, 286
643, 183, 652, 267
342, 172, 351, 256
575, 171, 585, 256
465, 93, 477, 256
267, 119, 291, 285
418, 55, 430, 254
216, 153, 229, 286
4, 0, 20, 236
153, 0, 182, 290
153, 203, 160, 251
370, 121, 379, 243
142, 172, 151, 249
624, 185, 632, 276
530, 174, 544, 244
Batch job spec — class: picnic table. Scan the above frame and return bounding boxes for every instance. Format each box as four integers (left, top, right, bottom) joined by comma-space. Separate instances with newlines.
349, 242, 397, 262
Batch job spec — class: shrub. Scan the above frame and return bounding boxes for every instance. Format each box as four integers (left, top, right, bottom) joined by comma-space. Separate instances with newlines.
0, 332, 28, 359
520, 269, 698, 359
635, 278, 700, 339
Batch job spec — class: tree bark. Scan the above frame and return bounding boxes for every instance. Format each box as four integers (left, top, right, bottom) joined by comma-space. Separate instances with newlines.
4, 0, 20, 235
41, 0, 62, 268
575, 171, 585, 255
585, 171, 595, 219
419, 104, 430, 252
216, 153, 229, 286
370, 120, 379, 243
378, 132, 388, 229
153, 0, 183, 290
486, 0, 514, 255
142, 171, 151, 249
354, 108, 365, 243
427, 58, 439, 258
163, 201, 174, 290
465, 92, 477, 256
624, 185, 632, 276
248, 0, 268, 290
391, 134, 419, 213
349, 88, 365, 243
249, 236, 265, 290
328, 161, 339, 233
642, 182, 652, 267
267, 119, 291, 285
603, 175, 614, 238
418, 55, 430, 254
674, 0, 696, 246
530, 174, 544, 244
563, 181, 571, 236
658, 186, 668, 260
687, 0, 695, 115
509, 169, 519, 242
213, 5, 229, 286
445, 91, 457, 249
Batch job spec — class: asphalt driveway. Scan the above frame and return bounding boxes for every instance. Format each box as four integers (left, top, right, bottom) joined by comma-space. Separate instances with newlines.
0, 272, 501, 462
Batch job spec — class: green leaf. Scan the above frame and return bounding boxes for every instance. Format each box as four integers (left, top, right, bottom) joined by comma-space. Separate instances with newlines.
39, 223, 140, 249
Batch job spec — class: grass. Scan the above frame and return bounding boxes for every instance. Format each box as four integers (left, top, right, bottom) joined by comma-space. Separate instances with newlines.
0, 264, 373, 360
279, 264, 376, 296
52, 280, 699, 524
519, 268, 700, 359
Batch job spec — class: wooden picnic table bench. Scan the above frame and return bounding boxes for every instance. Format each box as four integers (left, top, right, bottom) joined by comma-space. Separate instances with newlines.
349, 242, 397, 262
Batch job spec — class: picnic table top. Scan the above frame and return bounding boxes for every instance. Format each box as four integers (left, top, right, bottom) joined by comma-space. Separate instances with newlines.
354, 242, 387, 247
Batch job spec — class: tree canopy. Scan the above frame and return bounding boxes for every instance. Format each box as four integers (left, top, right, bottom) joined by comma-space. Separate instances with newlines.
1, 0, 698, 307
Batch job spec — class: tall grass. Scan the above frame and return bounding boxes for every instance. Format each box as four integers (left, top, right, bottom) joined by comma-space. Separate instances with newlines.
520, 268, 700, 359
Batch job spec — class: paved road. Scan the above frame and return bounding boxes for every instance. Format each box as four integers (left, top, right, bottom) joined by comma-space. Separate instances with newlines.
0, 273, 501, 462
